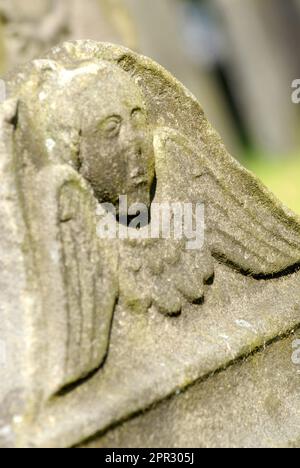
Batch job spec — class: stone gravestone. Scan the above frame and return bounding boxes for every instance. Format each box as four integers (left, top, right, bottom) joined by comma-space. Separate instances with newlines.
0, 41, 300, 448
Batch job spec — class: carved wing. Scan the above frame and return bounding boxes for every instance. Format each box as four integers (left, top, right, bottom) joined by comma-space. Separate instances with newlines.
39, 41, 300, 277
0, 96, 119, 401
154, 127, 300, 278
23, 165, 118, 397
120, 125, 300, 318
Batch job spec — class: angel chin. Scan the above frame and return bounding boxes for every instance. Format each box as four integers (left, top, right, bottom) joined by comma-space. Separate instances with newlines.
96, 195, 205, 251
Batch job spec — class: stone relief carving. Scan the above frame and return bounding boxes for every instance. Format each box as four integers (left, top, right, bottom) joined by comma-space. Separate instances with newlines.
1, 41, 300, 447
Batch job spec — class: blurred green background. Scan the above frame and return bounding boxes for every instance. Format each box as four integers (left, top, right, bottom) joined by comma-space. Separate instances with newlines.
1, 0, 300, 213
246, 153, 300, 214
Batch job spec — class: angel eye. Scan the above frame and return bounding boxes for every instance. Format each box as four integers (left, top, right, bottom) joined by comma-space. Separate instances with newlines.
101, 116, 122, 138
131, 108, 146, 126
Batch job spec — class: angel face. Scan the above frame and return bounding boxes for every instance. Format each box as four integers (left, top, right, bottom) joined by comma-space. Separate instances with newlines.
78, 66, 155, 210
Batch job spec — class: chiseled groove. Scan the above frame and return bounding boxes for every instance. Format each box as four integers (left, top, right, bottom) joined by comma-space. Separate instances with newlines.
164, 139, 298, 272
91, 270, 97, 364
75, 322, 300, 448
212, 250, 300, 280
55, 295, 119, 399
210, 224, 274, 270
211, 224, 300, 278
70, 221, 84, 374
59, 217, 72, 381
204, 168, 300, 253
90, 211, 98, 365
172, 138, 300, 255
208, 198, 295, 262
90, 216, 97, 362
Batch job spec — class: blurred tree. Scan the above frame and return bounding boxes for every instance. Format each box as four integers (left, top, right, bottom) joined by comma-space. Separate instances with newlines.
211, 0, 300, 155
0, 0, 138, 74
123, 0, 242, 156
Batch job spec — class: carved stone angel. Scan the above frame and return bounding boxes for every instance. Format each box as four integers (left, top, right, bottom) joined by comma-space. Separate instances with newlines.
1, 41, 300, 446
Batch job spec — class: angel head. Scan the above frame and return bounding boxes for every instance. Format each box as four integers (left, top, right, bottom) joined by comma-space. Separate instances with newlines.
24, 59, 155, 211
77, 62, 155, 211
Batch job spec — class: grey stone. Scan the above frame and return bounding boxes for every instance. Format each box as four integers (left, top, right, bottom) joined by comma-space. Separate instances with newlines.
0, 40, 300, 448
82, 333, 300, 448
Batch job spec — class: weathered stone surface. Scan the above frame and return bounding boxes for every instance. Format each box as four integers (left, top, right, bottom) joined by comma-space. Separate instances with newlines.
1, 41, 300, 448
82, 333, 300, 448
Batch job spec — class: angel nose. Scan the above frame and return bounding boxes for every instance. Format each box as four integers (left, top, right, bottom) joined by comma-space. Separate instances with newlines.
130, 165, 145, 179
127, 149, 147, 182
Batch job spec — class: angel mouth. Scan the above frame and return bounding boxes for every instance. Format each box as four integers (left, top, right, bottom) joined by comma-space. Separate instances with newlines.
131, 177, 148, 187
129, 166, 148, 185
128, 172, 149, 188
